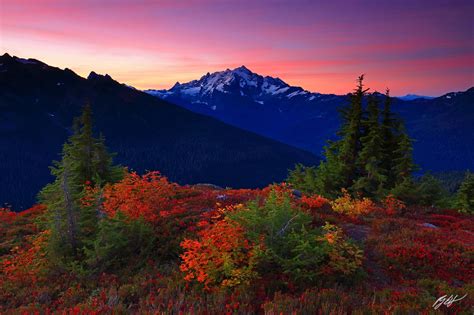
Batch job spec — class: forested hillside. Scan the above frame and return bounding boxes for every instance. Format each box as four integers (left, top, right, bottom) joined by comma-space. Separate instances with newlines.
0, 54, 317, 209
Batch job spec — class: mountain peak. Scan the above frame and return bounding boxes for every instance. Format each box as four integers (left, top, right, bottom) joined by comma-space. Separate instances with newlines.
171, 81, 181, 89
2, 54, 44, 66
145, 66, 314, 102
87, 71, 114, 82
87, 71, 100, 80
234, 65, 252, 73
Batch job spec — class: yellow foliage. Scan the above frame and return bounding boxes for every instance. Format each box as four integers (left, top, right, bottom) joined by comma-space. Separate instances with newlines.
319, 223, 363, 275
330, 189, 375, 217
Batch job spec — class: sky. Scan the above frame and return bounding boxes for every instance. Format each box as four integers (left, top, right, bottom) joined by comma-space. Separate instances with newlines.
1, 0, 473, 96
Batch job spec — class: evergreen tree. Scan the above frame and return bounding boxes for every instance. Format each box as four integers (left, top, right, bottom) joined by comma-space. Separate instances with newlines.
313, 143, 344, 197
391, 122, 416, 186
352, 94, 386, 197
416, 173, 450, 207
288, 76, 369, 198
39, 104, 123, 264
69, 105, 122, 186
382, 91, 417, 202
336, 75, 367, 187
84, 212, 156, 274
456, 171, 474, 214
287, 164, 318, 194
389, 177, 419, 205
314, 75, 367, 197
288, 76, 417, 201
380, 89, 399, 189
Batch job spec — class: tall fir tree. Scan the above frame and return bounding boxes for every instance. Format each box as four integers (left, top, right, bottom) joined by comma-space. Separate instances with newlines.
314, 75, 367, 197
391, 122, 416, 185
39, 104, 123, 264
337, 75, 367, 186
387, 119, 418, 203
380, 89, 399, 189
352, 94, 386, 197
379, 89, 418, 201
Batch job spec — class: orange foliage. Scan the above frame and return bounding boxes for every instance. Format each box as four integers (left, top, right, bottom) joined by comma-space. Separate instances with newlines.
330, 189, 376, 217
0, 205, 45, 255
102, 171, 181, 223
180, 219, 259, 289
1, 230, 49, 285
261, 183, 293, 198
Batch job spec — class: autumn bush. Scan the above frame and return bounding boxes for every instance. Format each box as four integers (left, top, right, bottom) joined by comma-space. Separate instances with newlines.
330, 188, 376, 217
0, 230, 50, 308
383, 194, 406, 215
0, 205, 44, 256
180, 218, 261, 289
300, 194, 329, 210
100, 171, 200, 260
102, 171, 180, 223
319, 223, 364, 278
178, 189, 364, 292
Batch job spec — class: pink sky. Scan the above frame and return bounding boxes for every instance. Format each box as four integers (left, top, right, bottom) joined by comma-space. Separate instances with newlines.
1, 0, 473, 95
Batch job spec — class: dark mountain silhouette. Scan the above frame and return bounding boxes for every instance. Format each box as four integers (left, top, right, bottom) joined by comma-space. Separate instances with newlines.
146, 66, 474, 173
0, 54, 318, 209
397, 94, 434, 101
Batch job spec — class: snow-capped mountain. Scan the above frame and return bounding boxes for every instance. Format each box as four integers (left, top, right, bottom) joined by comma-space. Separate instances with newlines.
146, 65, 442, 108
145, 66, 335, 111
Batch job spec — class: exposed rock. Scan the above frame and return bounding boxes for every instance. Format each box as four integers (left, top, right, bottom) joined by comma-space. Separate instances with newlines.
292, 189, 302, 199
421, 223, 438, 229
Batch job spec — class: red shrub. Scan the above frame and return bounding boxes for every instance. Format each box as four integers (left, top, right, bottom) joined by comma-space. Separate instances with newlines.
102, 171, 182, 224
383, 195, 406, 216
180, 219, 260, 289
0, 230, 49, 287
301, 194, 329, 210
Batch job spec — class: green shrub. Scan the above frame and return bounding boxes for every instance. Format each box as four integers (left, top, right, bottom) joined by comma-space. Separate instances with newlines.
287, 163, 319, 194
416, 174, 450, 207
84, 212, 156, 274
456, 171, 474, 214
390, 174, 451, 207
228, 189, 363, 288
